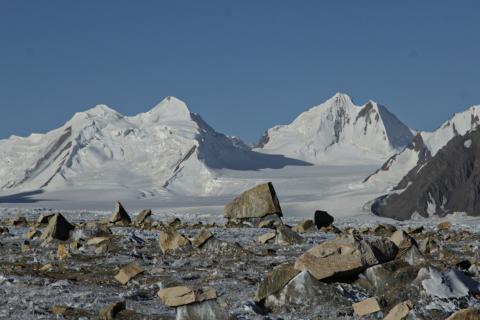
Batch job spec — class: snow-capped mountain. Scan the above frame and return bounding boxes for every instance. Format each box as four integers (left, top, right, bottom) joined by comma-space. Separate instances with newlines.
0, 97, 308, 196
364, 105, 480, 187
256, 93, 414, 164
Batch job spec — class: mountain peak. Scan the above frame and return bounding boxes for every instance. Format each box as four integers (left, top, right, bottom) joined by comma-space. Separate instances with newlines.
146, 96, 191, 121
69, 104, 122, 125
328, 92, 354, 106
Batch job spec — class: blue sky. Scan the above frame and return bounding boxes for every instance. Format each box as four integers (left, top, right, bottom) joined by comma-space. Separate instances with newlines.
1, 1, 479, 142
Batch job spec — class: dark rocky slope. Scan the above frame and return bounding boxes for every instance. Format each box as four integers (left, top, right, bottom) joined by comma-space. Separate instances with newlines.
372, 128, 480, 220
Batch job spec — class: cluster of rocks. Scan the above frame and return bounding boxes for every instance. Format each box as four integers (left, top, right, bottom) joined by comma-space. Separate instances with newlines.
0, 182, 479, 319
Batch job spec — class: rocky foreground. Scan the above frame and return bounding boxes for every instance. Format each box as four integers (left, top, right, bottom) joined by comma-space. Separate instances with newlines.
0, 183, 479, 319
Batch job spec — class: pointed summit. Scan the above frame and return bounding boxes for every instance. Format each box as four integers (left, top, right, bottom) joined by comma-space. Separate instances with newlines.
328, 92, 354, 107
146, 96, 191, 122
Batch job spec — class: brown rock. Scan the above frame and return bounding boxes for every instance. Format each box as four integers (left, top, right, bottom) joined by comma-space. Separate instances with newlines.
9, 216, 28, 226
437, 220, 452, 230
99, 301, 126, 320
352, 297, 381, 316
40, 264, 54, 272
254, 263, 300, 302
292, 220, 315, 233
24, 228, 41, 240
37, 213, 55, 225
224, 182, 282, 220
390, 230, 417, 256
191, 228, 213, 248
86, 236, 110, 246
446, 308, 480, 320
110, 201, 131, 225
383, 300, 413, 320
159, 227, 190, 254
158, 286, 217, 307
132, 209, 152, 226
115, 263, 144, 285
51, 305, 70, 315
257, 232, 276, 244
276, 226, 304, 245
39, 213, 75, 242
56, 243, 70, 260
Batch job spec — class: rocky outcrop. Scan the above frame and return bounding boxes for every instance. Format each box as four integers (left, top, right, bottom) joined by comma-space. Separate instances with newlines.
314, 210, 334, 229
39, 213, 75, 242
110, 201, 131, 225
372, 129, 480, 219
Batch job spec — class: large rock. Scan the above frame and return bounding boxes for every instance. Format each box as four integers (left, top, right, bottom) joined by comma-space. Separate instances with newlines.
158, 286, 217, 307
224, 182, 282, 220
352, 297, 381, 316
390, 230, 417, 256
254, 263, 300, 302
446, 308, 480, 320
132, 209, 152, 226
191, 228, 213, 248
314, 210, 334, 229
383, 300, 413, 320
39, 213, 75, 241
176, 300, 231, 320
294, 236, 397, 281
110, 201, 131, 225
264, 271, 352, 317
159, 227, 191, 254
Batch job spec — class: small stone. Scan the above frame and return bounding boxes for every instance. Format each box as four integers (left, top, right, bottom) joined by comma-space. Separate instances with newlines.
373, 223, 397, 237
276, 226, 304, 245
176, 300, 231, 320
86, 236, 110, 246
191, 228, 213, 248
24, 228, 41, 240
257, 232, 276, 244
57, 243, 70, 260
9, 216, 28, 226
437, 220, 452, 230
352, 297, 381, 316
159, 227, 190, 254
167, 217, 182, 228
151, 267, 166, 274
40, 264, 54, 272
95, 242, 110, 254
408, 226, 424, 234
51, 305, 70, 315
115, 263, 144, 285
314, 210, 334, 229
39, 213, 75, 242
21, 242, 30, 252
99, 301, 126, 320
158, 286, 217, 307
383, 300, 413, 320
132, 209, 152, 226
292, 220, 315, 233
110, 201, 131, 225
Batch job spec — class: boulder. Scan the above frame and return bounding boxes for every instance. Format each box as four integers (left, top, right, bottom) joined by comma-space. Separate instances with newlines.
294, 237, 397, 281
264, 271, 352, 317
176, 300, 231, 320
99, 301, 125, 320
224, 182, 282, 220
390, 230, 417, 256
24, 228, 41, 240
191, 228, 213, 248
254, 263, 300, 302
56, 243, 70, 260
292, 219, 315, 233
158, 286, 217, 307
37, 213, 55, 225
437, 220, 452, 230
115, 263, 144, 285
314, 210, 334, 229
275, 226, 304, 245
110, 201, 131, 225
446, 308, 480, 320
39, 213, 75, 241
373, 223, 397, 237
132, 209, 152, 226
352, 297, 381, 316
86, 236, 110, 246
383, 300, 413, 320
159, 227, 191, 254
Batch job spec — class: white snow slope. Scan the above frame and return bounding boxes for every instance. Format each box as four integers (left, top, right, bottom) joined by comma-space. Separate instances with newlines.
365, 105, 480, 188
0, 96, 309, 197
256, 93, 414, 165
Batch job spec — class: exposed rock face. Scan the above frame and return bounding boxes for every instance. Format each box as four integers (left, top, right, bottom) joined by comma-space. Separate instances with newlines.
314, 210, 334, 229
39, 213, 75, 241
110, 201, 131, 224
224, 182, 282, 221
372, 129, 480, 219
294, 237, 397, 281
390, 230, 417, 257
254, 263, 300, 302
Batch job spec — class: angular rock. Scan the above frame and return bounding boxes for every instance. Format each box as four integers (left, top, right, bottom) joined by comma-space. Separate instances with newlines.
437, 220, 452, 230
37, 213, 55, 225
446, 308, 480, 320
99, 301, 125, 320
9, 216, 28, 226
224, 182, 282, 220
314, 210, 334, 229
390, 230, 417, 256
294, 237, 397, 281
176, 300, 231, 320
86, 236, 110, 246
275, 226, 304, 245
421, 267, 480, 298
132, 209, 152, 226
418, 236, 438, 254
115, 263, 144, 285
158, 286, 217, 307
56, 243, 70, 260
352, 297, 381, 316
292, 219, 315, 233
191, 228, 213, 248
373, 223, 397, 237
400, 245, 426, 266
254, 263, 300, 302
110, 201, 131, 225
51, 305, 70, 315
383, 300, 413, 320
257, 232, 276, 244
24, 228, 41, 240
39, 213, 75, 241
159, 227, 190, 254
